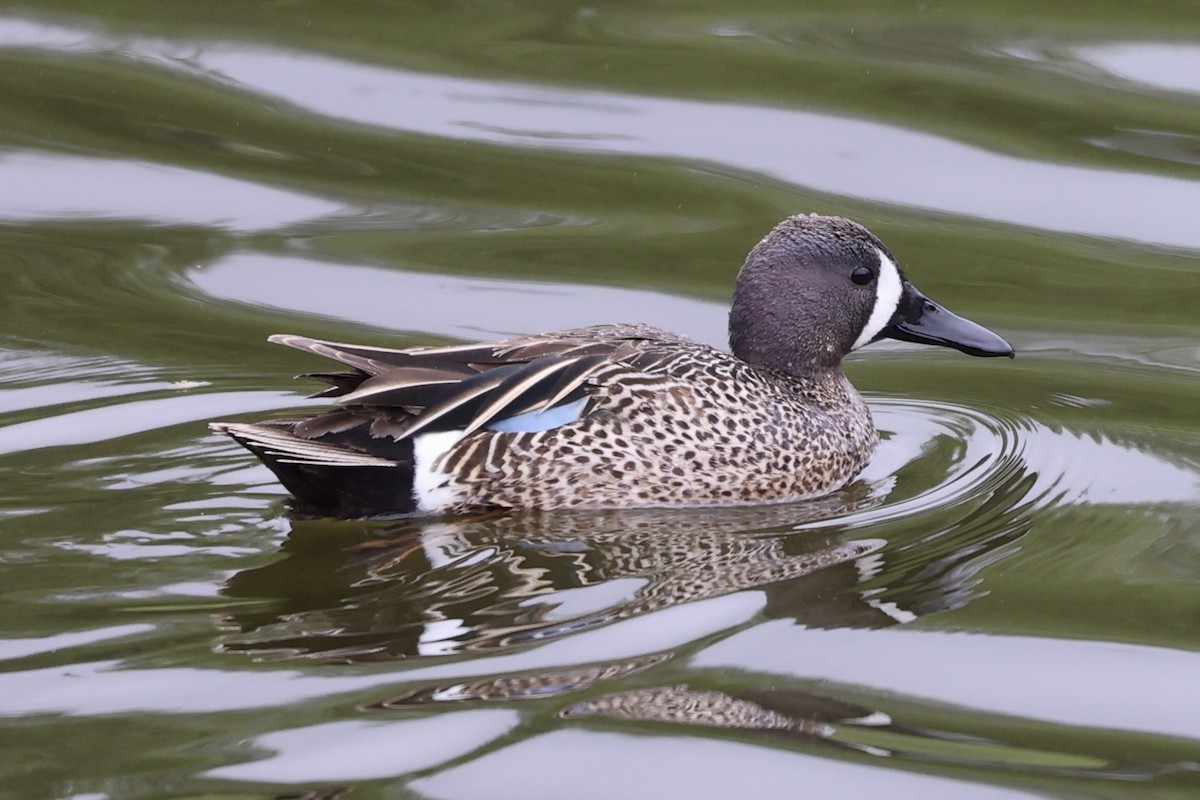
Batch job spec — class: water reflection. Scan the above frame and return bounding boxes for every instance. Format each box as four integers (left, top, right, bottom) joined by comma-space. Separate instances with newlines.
373, 653, 671, 706
219, 498, 888, 662
409, 729, 1054, 800
201, 392, 1200, 790
556, 683, 1115, 771
5, 16, 1200, 247
0, 152, 341, 231
3, 4, 1199, 797
562, 684, 832, 734
189, 253, 729, 346
194, 46, 1200, 248
1076, 43, 1200, 96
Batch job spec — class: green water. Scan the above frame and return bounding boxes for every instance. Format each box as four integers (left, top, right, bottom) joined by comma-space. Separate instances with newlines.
1, 3, 1198, 799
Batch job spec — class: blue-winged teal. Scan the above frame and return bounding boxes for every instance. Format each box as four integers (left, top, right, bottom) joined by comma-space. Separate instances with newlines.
212, 214, 1013, 517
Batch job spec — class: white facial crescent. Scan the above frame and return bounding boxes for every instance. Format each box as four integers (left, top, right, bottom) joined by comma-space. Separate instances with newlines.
851, 248, 904, 351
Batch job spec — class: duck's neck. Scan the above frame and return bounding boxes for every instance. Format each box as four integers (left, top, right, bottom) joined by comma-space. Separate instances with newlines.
729, 293, 847, 377
761, 362, 857, 409
729, 327, 846, 381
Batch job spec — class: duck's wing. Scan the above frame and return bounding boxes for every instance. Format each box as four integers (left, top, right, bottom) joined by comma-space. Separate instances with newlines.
211, 325, 704, 517
270, 323, 693, 377
267, 324, 696, 438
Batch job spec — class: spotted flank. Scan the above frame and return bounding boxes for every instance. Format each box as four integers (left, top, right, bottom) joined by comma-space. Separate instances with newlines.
212, 214, 1013, 518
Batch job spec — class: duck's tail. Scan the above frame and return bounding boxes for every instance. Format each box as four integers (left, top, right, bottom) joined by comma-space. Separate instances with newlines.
210, 420, 419, 518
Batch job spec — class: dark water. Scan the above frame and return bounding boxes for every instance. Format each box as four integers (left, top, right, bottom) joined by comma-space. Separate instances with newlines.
2, 3, 1199, 799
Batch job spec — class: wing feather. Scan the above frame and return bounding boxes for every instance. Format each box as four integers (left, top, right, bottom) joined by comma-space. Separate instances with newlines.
460, 356, 582, 435
536, 353, 609, 409
264, 325, 692, 442
381, 365, 525, 439
210, 422, 397, 466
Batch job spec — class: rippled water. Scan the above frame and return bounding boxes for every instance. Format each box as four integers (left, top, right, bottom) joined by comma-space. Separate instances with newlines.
2, 4, 1199, 799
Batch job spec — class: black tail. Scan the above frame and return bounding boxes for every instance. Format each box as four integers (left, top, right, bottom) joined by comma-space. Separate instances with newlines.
211, 421, 419, 518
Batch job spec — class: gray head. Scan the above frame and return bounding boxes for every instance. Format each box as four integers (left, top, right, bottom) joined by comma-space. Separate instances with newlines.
729, 214, 1013, 375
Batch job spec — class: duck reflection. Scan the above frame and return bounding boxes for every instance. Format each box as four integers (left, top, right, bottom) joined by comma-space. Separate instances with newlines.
369, 653, 673, 708
216, 469, 1047, 771
370, 467, 1051, 768
219, 489, 890, 660
214, 426, 1061, 775
563, 684, 832, 734
220, 462, 1039, 669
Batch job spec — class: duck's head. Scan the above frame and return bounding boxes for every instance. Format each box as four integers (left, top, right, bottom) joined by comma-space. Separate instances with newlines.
729, 214, 1014, 375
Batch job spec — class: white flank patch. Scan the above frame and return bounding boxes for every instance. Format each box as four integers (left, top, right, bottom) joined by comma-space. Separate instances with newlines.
851, 248, 904, 351
412, 430, 465, 513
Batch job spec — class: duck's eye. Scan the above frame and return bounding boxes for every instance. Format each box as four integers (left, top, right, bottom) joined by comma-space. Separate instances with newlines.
850, 266, 875, 285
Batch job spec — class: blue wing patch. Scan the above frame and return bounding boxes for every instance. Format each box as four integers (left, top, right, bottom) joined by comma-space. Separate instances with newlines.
486, 397, 589, 433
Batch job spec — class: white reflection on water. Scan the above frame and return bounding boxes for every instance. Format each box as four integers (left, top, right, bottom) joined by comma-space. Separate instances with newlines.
0, 153, 341, 230
1077, 43, 1200, 96
192, 49, 1200, 249
695, 622, 1200, 740
0, 16, 110, 50
412, 729, 1043, 800
0, 379, 169, 415
59, 538, 259, 561
0, 389, 300, 455
207, 712, 519, 782
0, 623, 154, 661
0, 593, 763, 716
519, 577, 651, 622
3, 17, 1200, 247
189, 253, 729, 345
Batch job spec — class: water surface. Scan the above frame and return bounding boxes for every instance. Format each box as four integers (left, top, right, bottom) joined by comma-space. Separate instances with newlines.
1, 3, 1198, 799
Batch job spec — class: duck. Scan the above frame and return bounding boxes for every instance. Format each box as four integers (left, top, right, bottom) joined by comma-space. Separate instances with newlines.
211, 214, 1013, 518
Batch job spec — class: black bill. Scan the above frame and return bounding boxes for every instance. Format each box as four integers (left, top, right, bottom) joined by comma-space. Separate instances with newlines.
882, 282, 1015, 358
